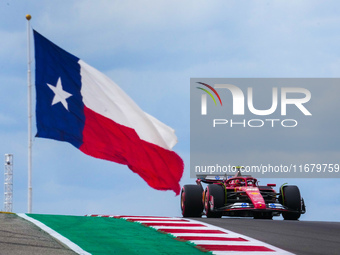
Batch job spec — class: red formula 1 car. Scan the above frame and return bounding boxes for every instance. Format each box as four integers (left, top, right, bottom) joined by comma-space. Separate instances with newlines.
181, 170, 306, 220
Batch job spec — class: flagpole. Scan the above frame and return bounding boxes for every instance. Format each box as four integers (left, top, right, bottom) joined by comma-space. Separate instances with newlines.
26, 14, 32, 213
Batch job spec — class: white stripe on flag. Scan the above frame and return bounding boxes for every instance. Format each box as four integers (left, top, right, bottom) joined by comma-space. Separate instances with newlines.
79, 60, 177, 150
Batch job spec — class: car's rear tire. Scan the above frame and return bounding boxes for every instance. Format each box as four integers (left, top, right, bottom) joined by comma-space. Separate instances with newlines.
281, 185, 302, 220
181, 185, 203, 217
205, 184, 224, 218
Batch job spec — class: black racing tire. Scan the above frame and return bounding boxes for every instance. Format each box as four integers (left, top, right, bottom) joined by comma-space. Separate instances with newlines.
181, 185, 203, 217
204, 184, 224, 218
281, 185, 302, 220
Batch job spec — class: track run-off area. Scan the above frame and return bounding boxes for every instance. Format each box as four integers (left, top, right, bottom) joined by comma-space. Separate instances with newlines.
0, 213, 339, 255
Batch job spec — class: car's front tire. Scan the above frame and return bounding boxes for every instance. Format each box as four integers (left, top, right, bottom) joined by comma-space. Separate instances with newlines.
204, 184, 224, 218
181, 185, 203, 217
281, 185, 302, 220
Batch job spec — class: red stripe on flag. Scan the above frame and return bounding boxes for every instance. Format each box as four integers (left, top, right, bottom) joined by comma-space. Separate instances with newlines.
80, 106, 184, 195
178, 236, 248, 241
159, 229, 225, 234
198, 244, 274, 252
143, 222, 205, 227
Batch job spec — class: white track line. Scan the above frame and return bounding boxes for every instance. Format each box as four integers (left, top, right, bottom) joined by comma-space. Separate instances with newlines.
17, 214, 91, 255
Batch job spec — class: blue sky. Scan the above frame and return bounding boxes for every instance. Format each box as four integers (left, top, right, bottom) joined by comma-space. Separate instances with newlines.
0, 0, 340, 221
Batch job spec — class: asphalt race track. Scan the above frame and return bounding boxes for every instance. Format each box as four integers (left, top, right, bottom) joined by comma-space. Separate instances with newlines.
195, 217, 340, 255
0, 213, 75, 255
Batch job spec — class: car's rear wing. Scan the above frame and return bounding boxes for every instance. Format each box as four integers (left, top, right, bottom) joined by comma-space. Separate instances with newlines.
197, 168, 252, 181
196, 175, 230, 181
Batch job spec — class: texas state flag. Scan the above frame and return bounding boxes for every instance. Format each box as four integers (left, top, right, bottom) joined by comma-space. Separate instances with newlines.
33, 30, 184, 195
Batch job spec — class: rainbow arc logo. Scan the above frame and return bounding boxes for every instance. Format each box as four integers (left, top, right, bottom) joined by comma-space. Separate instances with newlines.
196, 82, 223, 106
196, 82, 222, 115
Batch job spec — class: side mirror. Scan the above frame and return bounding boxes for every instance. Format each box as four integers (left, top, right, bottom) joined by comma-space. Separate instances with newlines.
267, 183, 276, 187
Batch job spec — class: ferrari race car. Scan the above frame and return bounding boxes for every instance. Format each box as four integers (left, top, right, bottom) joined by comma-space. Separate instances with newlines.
181, 169, 306, 220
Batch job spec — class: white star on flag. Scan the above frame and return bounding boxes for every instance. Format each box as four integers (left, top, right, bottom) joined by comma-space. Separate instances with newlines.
47, 77, 72, 110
